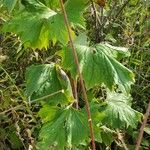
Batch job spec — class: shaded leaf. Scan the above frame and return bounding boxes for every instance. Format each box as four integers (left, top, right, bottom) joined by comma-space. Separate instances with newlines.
100, 126, 115, 146
38, 105, 59, 123
25, 64, 73, 105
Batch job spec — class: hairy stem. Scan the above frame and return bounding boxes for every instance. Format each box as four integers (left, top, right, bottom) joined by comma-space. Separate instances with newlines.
59, 0, 96, 149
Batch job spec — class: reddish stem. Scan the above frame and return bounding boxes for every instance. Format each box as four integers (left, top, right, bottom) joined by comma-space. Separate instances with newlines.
135, 101, 150, 150
59, 0, 96, 149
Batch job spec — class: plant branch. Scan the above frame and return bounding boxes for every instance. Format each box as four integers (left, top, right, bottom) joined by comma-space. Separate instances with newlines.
59, 0, 96, 149
1, 66, 25, 101
90, 0, 101, 26
72, 79, 79, 109
0, 105, 24, 115
114, 0, 130, 21
106, 0, 130, 34
135, 101, 150, 150
117, 130, 129, 150
101, 1, 117, 28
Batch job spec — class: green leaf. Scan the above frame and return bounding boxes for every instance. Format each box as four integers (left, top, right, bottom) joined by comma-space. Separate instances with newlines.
61, 40, 134, 93
3, 0, 87, 48
144, 125, 150, 135
82, 101, 105, 143
37, 107, 89, 149
41, 0, 60, 9
3, 0, 18, 12
38, 105, 59, 123
101, 92, 142, 128
25, 64, 73, 105
100, 126, 115, 146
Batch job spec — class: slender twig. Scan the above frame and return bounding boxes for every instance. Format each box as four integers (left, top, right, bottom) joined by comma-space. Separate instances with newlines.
59, 0, 96, 149
0, 105, 23, 115
90, 1, 98, 28
117, 130, 129, 150
135, 101, 150, 150
106, 0, 130, 33
114, 0, 130, 21
101, 1, 117, 28
0, 66, 25, 100
30, 90, 64, 103
90, 0, 101, 26
100, 7, 103, 25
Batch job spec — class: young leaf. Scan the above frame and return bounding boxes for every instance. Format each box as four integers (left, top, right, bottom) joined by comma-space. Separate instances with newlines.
101, 92, 142, 128
61, 41, 134, 93
37, 107, 89, 149
3, 0, 87, 48
25, 64, 73, 105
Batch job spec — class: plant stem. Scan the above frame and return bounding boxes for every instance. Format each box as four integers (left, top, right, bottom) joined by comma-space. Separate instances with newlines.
0, 105, 23, 115
59, 0, 96, 149
30, 90, 64, 103
114, 0, 130, 21
1, 66, 25, 101
117, 130, 128, 150
135, 101, 150, 150
90, 0, 101, 26
71, 79, 79, 109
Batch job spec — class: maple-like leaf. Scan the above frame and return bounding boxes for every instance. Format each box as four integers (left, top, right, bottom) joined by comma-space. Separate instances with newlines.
37, 106, 89, 149
60, 36, 134, 93
3, 0, 87, 48
25, 64, 73, 105
101, 92, 142, 128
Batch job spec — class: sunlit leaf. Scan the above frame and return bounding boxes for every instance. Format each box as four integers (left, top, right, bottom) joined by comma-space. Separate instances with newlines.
60, 36, 134, 93
3, 0, 87, 48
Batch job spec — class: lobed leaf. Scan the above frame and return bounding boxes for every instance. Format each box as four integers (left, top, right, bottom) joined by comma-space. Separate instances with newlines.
3, 0, 87, 48
101, 92, 142, 128
61, 39, 134, 93
37, 107, 89, 149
